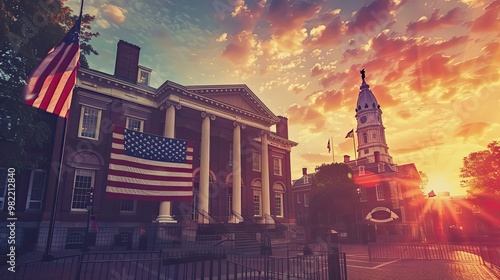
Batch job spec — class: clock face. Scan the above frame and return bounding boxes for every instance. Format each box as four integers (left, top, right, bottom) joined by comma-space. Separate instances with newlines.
360, 116, 367, 123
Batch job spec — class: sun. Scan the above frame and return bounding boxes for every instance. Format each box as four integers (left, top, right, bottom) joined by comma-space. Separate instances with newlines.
426, 174, 458, 195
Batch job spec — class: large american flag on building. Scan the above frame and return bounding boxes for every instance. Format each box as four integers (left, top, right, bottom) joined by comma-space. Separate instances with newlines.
106, 126, 194, 201
24, 16, 81, 118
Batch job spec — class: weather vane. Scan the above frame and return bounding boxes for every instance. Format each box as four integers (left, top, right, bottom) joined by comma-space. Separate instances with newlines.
360, 69, 366, 82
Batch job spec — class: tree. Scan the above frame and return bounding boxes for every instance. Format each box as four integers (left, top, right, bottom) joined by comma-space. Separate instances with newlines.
460, 141, 500, 196
0, 0, 99, 169
309, 163, 359, 228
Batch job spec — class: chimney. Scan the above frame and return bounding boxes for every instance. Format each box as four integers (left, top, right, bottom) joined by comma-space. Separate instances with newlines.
344, 155, 350, 163
374, 151, 380, 163
114, 40, 140, 83
302, 168, 307, 175
275, 116, 289, 139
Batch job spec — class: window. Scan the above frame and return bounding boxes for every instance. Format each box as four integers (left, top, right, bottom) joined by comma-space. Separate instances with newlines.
273, 157, 282, 176
303, 175, 309, 184
359, 187, 367, 202
397, 184, 403, 200
275, 193, 283, 217
400, 206, 406, 222
26, 170, 46, 210
253, 191, 261, 216
378, 162, 385, 172
252, 152, 261, 172
454, 205, 462, 214
0, 168, 7, 210
78, 106, 101, 140
364, 149, 369, 154
137, 67, 151, 85
227, 188, 233, 216
126, 117, 143, 132
363, 133, 368, 143
472, 205, 480, 213
376, 185, 384, 201
304, 193, 310, 207
359, 166, 365, 175
120, 200, 136, 213
71, 169, 95, 210
296, 193, 301, 203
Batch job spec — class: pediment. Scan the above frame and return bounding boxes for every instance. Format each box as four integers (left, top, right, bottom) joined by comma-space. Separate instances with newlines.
186, 85, 277, 121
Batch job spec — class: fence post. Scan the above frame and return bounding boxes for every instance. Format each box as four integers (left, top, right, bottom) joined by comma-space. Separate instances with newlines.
74, 254, 83, 280
326, 230, 341, 280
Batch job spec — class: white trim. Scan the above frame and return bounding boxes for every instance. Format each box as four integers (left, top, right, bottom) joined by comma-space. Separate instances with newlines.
78, 105, 102, 140
126, 116, 144, 132
71, 169, 95, 211
275, 192, 284, 217
252, 152, 261, 172
120, 199, 137, 214
273, 157, 282, 176
376, 185, 385, 201
253, 190, 262, 217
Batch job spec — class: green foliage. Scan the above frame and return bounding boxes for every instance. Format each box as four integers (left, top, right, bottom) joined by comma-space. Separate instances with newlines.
0, 0, 98, 169
309, 163, 359, 226
460, 141, 500, 197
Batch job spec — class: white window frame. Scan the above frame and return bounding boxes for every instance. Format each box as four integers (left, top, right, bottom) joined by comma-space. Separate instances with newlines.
275, 192, 284, 217
304, 193, 310, 207
0, 168, 7, 210
376, 185, 385, 201
71, 169, 95, 211
273, 157, 282, 176
359, 187, 367, 202
296, 193, 301, 204
253, 190, 262, 217
78, 105, 102, 140
120, 199, 137, 214
126, 116, 144, 132
359, 166, 365, 175
303, 175, 309, 184
252, 152, 261, 172
26, 169, 46, 211
137, 67, 151, 85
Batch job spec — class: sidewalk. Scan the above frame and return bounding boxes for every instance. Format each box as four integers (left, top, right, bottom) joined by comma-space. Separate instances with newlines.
341, 244, 498, 280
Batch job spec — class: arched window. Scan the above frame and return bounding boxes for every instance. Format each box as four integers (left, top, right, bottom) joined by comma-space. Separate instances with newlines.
252, 179, 262, 217
363, 133, 368, 143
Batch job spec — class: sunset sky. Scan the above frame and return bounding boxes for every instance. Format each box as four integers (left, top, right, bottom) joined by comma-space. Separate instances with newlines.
67, 0, 500, 195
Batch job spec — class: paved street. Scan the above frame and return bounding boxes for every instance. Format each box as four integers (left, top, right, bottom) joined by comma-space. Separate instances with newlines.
341, 245, 498, 280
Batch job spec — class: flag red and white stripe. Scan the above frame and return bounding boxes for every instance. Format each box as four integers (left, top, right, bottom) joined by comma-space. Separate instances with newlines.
106, 126, 194, 201
24, 17, 81, 118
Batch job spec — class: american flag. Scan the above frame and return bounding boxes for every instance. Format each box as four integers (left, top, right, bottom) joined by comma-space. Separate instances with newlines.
24, 16, 81, 118
106, 126, 194, 201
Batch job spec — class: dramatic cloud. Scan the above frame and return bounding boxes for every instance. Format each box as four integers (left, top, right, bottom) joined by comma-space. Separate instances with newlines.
406, 8, 467, 35
288, 83, 309, 93
469, 0, 500, 33
101, 4, 127, 25
454, 122, 491, 140
216, 33, 228, 42
286, 104, 326, 132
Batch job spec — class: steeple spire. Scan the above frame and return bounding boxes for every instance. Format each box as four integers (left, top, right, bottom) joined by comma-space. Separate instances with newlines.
354, 69, 393, 164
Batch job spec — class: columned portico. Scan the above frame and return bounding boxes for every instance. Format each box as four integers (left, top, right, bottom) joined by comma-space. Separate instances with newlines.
261, 132, 273, 224
230, 121, 245, 223
198, 112, 215, 223
157, 101, 181, 223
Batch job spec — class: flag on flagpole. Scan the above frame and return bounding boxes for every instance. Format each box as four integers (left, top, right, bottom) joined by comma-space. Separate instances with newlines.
106, 126, 194, 201
24, 16, 82, 118
345, 129, 354, 138
327, 139, 331, 153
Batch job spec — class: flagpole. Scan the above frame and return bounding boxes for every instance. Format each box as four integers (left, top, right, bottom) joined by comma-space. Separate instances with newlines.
42, 117, 68, 260
331, 137, 334, 163
42, 1, 84, 261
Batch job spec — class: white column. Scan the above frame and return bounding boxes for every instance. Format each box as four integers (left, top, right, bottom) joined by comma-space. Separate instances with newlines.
198, 112, 212, 224
230, 122, 243, 223
261, 132, 273, 224
156, 103, 178, 223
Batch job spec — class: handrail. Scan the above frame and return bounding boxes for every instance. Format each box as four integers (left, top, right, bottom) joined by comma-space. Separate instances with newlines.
231, 210, 244, 222
196, 209, 221, 224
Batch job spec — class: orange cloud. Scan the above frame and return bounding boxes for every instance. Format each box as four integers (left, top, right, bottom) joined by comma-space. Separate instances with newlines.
221, 31, 257, 66
346, 0, 400, 35
454, 122, 491, 140
469, 0, 500, 33
101, 4, 127, 25
286, 104, 326, 132
406, 8, 466, 35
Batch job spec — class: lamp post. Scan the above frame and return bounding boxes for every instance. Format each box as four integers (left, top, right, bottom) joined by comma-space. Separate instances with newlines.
83, 187, 94, 252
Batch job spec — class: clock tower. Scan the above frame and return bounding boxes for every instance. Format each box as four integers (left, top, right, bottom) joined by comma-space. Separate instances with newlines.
354, 69, 393, 164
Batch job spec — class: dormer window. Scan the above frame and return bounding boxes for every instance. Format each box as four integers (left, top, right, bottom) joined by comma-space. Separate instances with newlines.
137, 65, 152, 86
359, 166, 365, 175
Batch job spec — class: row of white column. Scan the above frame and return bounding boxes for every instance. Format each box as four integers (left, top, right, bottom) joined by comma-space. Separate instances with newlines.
156, 102, 273, 224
